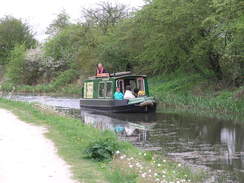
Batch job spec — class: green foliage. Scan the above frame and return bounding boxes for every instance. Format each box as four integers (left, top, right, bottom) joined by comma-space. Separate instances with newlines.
52, 69, 79, 88
46, 10, 71, 36
150, 72, 244, 121
6, 44, 26, 84
0, 16, 36, 64
85, 135, 120, 161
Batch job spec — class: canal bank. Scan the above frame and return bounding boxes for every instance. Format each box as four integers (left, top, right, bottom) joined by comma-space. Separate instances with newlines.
0, 98, 202, 183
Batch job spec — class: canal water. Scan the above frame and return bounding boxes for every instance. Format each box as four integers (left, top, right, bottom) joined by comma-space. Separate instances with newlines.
3, 95, 244, 183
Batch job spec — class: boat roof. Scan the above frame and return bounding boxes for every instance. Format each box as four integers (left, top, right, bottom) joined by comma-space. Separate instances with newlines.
87, 71, 147, 80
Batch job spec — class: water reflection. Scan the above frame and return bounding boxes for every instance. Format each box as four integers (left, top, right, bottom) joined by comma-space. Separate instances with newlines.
3, 94, 244, 183
80, 110, 159, 149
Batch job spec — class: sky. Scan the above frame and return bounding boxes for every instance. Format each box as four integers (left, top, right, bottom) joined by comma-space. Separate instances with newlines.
0, 0, 145, 42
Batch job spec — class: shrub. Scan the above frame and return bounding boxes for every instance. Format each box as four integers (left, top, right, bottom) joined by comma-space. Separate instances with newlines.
6, 44, 26, 84
52, 69, 79, 88
85, 137, 120, 161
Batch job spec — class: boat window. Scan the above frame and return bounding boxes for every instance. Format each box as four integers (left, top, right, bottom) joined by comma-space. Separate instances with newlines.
116, 80, 124, 93
125, 79, 137, 91
98, 82, 105, 98
137, 78, 145, 91
106, 82, 113, 97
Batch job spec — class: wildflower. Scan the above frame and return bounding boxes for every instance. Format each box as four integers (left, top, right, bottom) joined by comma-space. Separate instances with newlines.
157, 163, 161, 167
115, 150, 120, 154
162, 170, 166, 174
178, 163, 181, 167
129, 164, 133, 168
138, 152, 142, 155
163, 159, 166, 163
154, 173, 158, 176
141, 173, 146, 178
162, 175, 166, 178
148, 169, 152, 173
120, 155, 126, 160
144, 153, 147, 156
155, 178, 160, 182
153, 160, 156, 163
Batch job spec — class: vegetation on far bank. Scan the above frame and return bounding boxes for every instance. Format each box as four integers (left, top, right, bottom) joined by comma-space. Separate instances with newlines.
149, 73, 244, 122
0, 98, 205, 183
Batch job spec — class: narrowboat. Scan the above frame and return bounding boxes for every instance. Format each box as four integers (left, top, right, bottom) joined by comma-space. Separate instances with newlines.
80, 72, 157, 113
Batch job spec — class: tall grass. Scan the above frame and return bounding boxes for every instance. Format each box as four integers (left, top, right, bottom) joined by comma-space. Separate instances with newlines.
149, 73, 244, 122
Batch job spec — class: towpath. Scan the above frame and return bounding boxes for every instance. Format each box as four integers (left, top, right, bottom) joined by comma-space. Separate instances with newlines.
0, 109, 76, 183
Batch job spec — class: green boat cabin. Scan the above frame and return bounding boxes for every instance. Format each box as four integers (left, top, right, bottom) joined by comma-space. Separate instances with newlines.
82, 72, 149, 99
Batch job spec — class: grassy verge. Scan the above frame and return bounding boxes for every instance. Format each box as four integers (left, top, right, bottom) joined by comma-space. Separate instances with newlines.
149, 73, 244, 122
0, 98, 204, 183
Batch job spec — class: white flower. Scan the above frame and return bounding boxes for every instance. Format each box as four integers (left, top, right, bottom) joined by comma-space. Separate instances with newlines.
162, 175, 166, 178
154, 173, 158, 176
141, 173, 146, 178
138, 152, 142, 155
144, 153, 147, 156
129, 164, 133, 168
155, 178, 160, 182
157, 163, 161, 167
178, 163, 181, 167
163, 159, 166, 163
115, 150, 120, 154
148, 169, 152, 173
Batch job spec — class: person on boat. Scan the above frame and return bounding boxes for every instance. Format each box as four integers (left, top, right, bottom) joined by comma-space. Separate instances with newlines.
114, 87, 124, 100
124, 86, 135, 99
96, 63, 107, 75
133, 88, 139, 97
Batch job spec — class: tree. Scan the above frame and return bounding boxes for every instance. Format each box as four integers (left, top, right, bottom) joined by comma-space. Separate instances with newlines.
6, 44, 26, 84
81, 1, 129, 33
0, 16, 36, 65
46, 10, 71, 36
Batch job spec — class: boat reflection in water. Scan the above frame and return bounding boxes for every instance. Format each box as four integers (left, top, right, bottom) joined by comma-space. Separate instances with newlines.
80, 111, 160, 150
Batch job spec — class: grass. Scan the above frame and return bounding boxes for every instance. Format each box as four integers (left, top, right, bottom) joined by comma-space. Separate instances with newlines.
0, 98, 205, 183
149, 72, 244, 122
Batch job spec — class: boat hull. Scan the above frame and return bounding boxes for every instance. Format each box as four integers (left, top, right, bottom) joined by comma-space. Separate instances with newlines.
80, 99, 156, 113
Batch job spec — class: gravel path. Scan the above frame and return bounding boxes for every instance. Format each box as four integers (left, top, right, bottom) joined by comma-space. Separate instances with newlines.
0, 109, 76, 183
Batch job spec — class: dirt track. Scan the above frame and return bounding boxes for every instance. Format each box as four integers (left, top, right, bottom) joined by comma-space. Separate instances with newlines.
0, 109, 76, 183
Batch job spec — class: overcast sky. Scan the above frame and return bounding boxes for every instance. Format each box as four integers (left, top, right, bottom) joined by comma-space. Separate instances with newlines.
0, 0, 145, 42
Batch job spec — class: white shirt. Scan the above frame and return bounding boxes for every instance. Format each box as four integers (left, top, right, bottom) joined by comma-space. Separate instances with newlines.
124, 90, 135, 99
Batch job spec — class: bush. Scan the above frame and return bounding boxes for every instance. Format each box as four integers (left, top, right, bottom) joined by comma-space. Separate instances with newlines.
6, 44, 26, 84
52, 69, 79, 88
85, 137, 120, 161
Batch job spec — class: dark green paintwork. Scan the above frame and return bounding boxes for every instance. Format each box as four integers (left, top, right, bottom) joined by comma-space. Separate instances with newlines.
82, 75, 149, 99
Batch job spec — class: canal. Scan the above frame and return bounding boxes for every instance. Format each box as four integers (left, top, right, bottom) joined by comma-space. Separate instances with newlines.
3, 95, 244, 183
